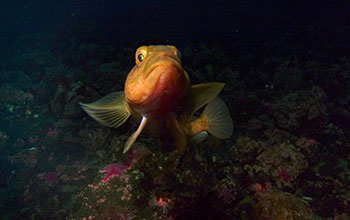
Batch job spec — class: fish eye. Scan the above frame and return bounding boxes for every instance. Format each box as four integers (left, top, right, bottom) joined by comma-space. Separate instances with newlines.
176, 49, 182, 60
135, 46, 148, 64
137, 53, 145, 63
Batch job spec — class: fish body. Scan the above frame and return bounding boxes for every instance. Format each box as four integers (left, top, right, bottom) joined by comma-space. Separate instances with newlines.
80, 45, 233, 153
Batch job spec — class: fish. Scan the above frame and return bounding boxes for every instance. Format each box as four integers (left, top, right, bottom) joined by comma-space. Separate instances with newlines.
80, 45, 233, 154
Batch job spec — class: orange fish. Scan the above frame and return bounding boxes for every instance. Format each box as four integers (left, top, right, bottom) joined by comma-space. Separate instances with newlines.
80, 45, 233, 153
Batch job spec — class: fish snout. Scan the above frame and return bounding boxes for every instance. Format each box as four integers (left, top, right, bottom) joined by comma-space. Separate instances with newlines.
145, 56, 183, 79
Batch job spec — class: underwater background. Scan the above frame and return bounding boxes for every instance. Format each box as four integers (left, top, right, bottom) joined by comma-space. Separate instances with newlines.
0, 0, 350, 219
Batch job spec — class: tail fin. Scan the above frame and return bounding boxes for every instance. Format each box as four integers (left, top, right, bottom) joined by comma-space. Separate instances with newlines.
201, 97, 233, 139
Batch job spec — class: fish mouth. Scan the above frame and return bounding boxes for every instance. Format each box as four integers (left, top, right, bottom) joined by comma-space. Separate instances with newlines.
138, 55, 187, 113
144, 55, 182, 79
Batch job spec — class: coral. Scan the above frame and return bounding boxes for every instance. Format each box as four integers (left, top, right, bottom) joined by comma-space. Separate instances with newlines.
51, 84, 69, 117
252, 141, 308, 187
44, 64, 68, 82
63, 94, 85, 119
273, 61, 307, 90
334, 214, 348, 220
252, 188, 314, 220
0, 70, 33, 91
298, 171, 350, 217
294, 136, 319, 159
78, 127, 111, 154
0, 86, 34, 104
8, 147, 39, 168
0, 131, 8, 149
5, 47, 57, 75
264, 129, 320, 160
235, 136, 265, 155
37, 172, 59, 184
49, 119, 81, 147
67, 170, 143, 220
1, 27, 350, 219
232, 132, 311, 189
271, 86, 328, 135
214, 177, 237, 204
50, 81, 83, 118
149, 195, 174, 219
230, 136, 265, 164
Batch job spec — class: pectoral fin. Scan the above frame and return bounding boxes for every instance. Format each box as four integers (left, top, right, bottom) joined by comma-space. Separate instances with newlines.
123, 116, 147, 153
80, 91, 131, 128
189, 82, 225, 114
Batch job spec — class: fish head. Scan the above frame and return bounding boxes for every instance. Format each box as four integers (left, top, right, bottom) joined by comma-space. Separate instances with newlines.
125, 45, 190, 115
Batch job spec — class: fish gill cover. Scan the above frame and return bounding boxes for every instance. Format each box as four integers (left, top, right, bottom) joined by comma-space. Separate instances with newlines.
0, 0, 350, 219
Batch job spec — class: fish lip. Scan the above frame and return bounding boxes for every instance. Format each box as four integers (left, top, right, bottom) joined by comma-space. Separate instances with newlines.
145, 56, 182, 78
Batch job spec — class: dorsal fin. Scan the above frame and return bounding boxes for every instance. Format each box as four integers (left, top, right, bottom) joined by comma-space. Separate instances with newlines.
189, 82, 225, 114
80, 91, 131, 128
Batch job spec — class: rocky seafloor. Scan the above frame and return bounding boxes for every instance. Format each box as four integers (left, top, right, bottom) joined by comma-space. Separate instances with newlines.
0, 24, 349, 220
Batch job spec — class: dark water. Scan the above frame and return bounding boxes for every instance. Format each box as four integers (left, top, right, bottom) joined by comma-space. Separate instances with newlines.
0, 0, 350, 219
